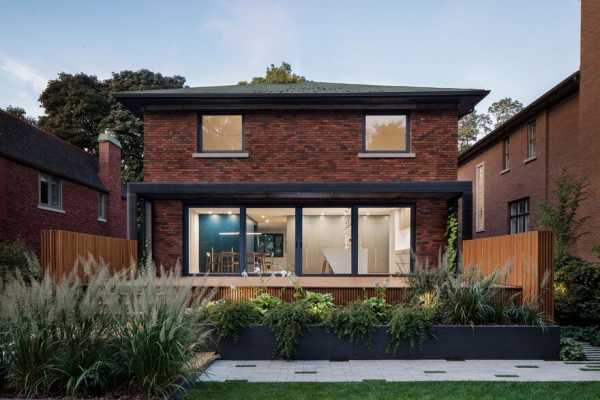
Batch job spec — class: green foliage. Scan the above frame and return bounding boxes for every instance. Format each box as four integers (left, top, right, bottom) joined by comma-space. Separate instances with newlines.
362, 296, 391, 323
0, 258, 212, 398
238, 62, 306, 85
458, 110, 492, 151
554, 258, 600, 326
539, 171, 590, 267
265, 302, 312, 360
208, 300, 262, 341
562, 326, 600, 345
560, 338, 585, 361
445, 211, 459, 270
408, 262, 453, 298
435, 269, 500, 325
488, 97, 524, 127
388, 305, 434, 352
38, 70, 186, 182
503, 303, 546, 327
251, 292, 283, 315
0, 240, 39, 283
326, 301, 379, 344
1, 105, 37, 125
300, 291, 335, 322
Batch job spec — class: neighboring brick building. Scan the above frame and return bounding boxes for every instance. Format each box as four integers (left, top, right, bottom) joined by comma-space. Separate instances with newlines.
0, 111, 126, 255
117, 81, 487, 276
458, 0, 599, 261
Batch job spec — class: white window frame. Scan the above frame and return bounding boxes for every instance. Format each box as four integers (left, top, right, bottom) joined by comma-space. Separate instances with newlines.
475, 162, 485, 232
38, 174, 64, 213
98, 193, 107, 222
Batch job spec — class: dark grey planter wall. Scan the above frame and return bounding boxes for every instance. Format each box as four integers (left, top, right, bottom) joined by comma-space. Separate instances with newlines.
218, 325, 560, 360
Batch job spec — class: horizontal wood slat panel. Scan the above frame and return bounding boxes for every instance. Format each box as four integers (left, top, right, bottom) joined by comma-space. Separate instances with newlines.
41, 229, 137, 280
463, 231, 554, 320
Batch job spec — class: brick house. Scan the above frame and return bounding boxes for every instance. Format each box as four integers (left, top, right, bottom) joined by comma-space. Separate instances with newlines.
0, 111, 126, 255
117, 81, 487, 279
458, 0, 599, 261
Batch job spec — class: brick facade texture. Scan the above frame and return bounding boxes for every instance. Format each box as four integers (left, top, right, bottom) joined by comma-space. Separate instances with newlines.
458, 1, 599, 260
143, 109, 459, 269
0, 159, 123, 256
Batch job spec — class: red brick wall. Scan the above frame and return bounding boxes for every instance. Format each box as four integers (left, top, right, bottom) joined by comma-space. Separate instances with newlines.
98, 141, 126, 238
144, 110, 459, 182
2, 159, 113, 256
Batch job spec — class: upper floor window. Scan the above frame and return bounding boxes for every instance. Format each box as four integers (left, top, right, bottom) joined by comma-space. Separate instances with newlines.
199, 115, 243, 152
475, 162, 485, 232
509, 198, 529, 234
39, 174, 63, 211
364, 114, 408, 152
502, 137, 510, 171
527, 122, 536, 159
98, 193, 107, 221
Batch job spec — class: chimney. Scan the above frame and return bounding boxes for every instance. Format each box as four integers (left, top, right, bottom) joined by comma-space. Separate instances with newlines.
577, 0, 600, 256
98, 129, 125, 237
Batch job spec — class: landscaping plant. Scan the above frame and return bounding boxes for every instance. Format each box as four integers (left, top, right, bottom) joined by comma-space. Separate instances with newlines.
265, 301, 312, 360
251, 292, 282, 315
554, 257, 600, 326
300, 291, 335, 321
207, 300, 262, 341
559, 338, 585, 361
388, 305, 434, 352
326, 301, 380, 344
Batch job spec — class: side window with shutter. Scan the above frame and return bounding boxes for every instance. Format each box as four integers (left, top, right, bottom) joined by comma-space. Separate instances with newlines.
475, 162, 485, 232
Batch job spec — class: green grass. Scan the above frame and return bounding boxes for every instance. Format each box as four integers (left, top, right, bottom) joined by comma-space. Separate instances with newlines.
188, 381, 600, 400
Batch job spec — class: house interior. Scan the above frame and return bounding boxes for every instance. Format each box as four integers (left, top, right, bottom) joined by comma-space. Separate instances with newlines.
187, 207, 412, 275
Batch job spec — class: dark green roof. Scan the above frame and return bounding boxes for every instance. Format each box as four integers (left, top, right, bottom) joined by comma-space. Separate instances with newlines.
116, 81, 489, 117
117, 81, 485, 97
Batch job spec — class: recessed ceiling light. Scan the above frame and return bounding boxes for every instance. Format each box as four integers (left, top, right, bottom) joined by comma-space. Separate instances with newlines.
227, 210, 232, 215
266, 219, 270, 223
208, 211, 213, 215
261, 215, 265, 218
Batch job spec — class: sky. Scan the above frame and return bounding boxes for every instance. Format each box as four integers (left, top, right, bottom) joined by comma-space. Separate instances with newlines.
0, 0, 581, 118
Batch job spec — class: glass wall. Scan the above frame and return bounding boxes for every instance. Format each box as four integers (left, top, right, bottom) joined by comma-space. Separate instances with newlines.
302, 208, 351, 274
185, 206, 413, 275
358, 207, 412, 274
188, 208, 241, 274
246, 208, 295, 274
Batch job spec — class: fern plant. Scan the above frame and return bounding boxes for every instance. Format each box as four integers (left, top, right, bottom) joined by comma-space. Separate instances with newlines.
326, 301, 379, 344
264, 302, 312, 360
387, 305, 434, 353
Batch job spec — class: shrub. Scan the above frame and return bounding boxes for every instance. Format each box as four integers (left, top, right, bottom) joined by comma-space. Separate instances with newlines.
251, 292, 282, 315
503, 303, 546, 327
265, 301, 312, 360
408, 261, 453, 298
362, 296, 391, 323
300, 291, 335, 322
0, 240, 39, 283
560, 338, 585, 361
562, 326, 600, 345
326, 301, 379, 344
388, 305, 434, 352
436, 269, 500, 325
0, 258, 212, 398
554, 258, 600, 326
208, 300, 262, 341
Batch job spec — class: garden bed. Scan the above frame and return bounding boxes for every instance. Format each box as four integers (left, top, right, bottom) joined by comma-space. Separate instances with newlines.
218, 325, 560, 360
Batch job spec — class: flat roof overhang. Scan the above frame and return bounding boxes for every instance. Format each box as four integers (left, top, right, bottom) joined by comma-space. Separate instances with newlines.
127, 181, 472, 201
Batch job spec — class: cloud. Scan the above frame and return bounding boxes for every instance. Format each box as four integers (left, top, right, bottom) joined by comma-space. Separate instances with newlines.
201, 0, 298, 74
0, 57, 48, 92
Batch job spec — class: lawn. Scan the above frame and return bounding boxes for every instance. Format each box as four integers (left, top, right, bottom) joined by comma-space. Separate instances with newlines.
189, 381, 600, 400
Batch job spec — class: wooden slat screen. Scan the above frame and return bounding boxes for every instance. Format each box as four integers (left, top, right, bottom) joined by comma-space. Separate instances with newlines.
462, 231, 554, 319
41, 229, 137, 279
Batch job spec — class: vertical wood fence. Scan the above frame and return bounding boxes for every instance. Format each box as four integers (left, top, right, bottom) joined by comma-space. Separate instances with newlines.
462, 230, 554, 320
41, 230, 138, 279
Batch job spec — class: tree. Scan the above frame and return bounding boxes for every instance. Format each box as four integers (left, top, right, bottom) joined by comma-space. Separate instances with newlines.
539, 171, 590, 267
238, 62, 306, 85
457, 111, 492, 151
38, 70, 186, 182
38, 73, 111, 151
488, 97, 523, 127
2, 105, 38, 125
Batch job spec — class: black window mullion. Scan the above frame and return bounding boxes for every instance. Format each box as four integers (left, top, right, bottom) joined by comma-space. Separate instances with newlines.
351, 207, 358, 275
239, 208, 247, 274
295, 207, 302, 276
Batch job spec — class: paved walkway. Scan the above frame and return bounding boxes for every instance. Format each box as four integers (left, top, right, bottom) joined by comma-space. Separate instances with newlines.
199, 360, 600, 382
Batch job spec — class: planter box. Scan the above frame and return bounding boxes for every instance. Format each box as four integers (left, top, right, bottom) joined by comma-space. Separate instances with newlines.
218, 325, 560, 360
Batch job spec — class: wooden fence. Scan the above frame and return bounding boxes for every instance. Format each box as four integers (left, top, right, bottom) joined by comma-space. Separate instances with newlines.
462, 230, 554, 319
41, 230, 138, 279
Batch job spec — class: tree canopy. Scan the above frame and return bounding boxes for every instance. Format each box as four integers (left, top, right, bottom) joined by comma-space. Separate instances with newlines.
37, 70, 186, 182
1, 105, 37, 126
238, 62, 306, 85
488, 97, 524, 127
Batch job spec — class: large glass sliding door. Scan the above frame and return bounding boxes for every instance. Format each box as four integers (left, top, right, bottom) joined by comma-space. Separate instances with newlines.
186, 205, 413, 275
302, 208, 351, 274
